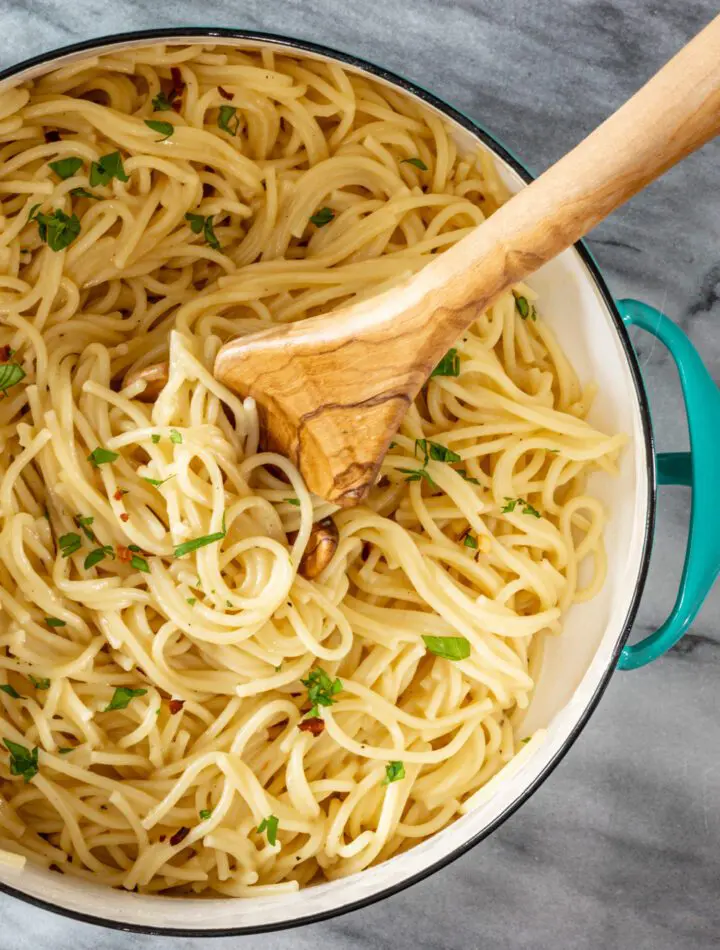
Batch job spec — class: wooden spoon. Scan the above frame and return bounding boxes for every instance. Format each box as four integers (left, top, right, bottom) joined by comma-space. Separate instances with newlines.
215, 16, 720, 507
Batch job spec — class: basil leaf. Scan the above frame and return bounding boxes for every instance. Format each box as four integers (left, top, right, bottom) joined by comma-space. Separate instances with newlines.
0, 684, 21, 699
401, 157, 428, 171
87, 447, 119, 467
217, 105, 239, 136
49, 157, 83, 180
144, 120, 174, 141
309, 207, 334, 227
89, 151, 128, 187
29, 675, 51, 690
430, 348, 460, 378
0, 363, 25, 393
422, 635, 471, 661
382, 761, 405, 784
130, 555, 150, 573
257, 814, 279, 846
2, 738, 39, 782
104, 686, 147, 711
34, 210, 81, 251
83, 545, 114, 570
169, 429, 183, 444
45, 617, 66, 627
59, 532, 82, 557
174, 531, 225, 558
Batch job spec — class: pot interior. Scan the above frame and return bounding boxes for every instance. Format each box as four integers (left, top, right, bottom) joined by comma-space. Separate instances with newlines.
0, 33, 652, 934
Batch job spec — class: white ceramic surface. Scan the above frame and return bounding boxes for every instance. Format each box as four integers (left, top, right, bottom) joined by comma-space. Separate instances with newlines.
0, 34, 652, 933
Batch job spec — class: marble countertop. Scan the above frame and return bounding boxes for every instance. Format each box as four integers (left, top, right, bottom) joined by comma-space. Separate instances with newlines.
1, 1, 719, 948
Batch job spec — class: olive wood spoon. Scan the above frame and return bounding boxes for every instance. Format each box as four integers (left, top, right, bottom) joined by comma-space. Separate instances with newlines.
214, 15, 720, 507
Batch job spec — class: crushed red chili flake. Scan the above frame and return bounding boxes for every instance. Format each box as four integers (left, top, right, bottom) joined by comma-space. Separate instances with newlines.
297, 717, 325, 737
119, 512, 129, 522
159, 834, 166, 842
113, 489, 124, 501
44, 130, 61, 143
168, 698, 184, 715
169, 826, 190, 847
0, 346, 11, 363
117, 545, 132, 562
218, 86, 233, 100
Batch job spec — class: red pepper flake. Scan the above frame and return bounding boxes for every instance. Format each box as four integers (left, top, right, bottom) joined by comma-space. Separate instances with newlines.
117, 545, 132, 562
48, 863, 63, 873
218, 86, 233, 100
159, 834, 166, 842
44, 130, 61, 143
168, 698, 184, 715
297, 717, 325, 737
113, 489, 124, 501
119, 512, 129, 522
169, 826, 190, 847
0, 346, 11, 363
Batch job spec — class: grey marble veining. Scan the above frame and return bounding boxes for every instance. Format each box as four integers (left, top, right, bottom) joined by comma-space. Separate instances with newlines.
0, 1, 718, 948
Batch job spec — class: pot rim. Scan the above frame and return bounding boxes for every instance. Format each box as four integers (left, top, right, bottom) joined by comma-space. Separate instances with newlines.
0, 26, 656, 937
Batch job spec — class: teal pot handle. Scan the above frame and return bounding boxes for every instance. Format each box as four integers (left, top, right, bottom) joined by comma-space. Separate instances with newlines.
616, 298, 720, 670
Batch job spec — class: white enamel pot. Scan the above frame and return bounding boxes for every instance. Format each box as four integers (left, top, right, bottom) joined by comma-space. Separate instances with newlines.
1, 28, 718, 938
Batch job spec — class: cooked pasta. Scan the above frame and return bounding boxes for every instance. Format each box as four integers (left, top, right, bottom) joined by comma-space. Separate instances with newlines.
0, 43, 625, 896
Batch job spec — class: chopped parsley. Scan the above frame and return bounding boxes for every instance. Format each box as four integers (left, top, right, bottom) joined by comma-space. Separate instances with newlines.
463, 534, 478, 549
174, 529, 225, 558
186, 597, 197, 606
87, 447, 119, 467
0, 362, 26, 394
257, 814, 279, 846
130, 555, 150, 573
89, 151, 128, 187
84, 545, 114, 570
70, 187, 100, 200
0, 684, 21, 699
301, 667, 342, 718
151, 434, 161, 444
513, 292, 536, 321
401, 157, 428, 171
48, 157, 83, 180
104, 686, 147, 711
382, 761, 405, 784
184, 213, 221, 250
217, 105, 240, 135
59, 532, 82, 558
285, 497, 301, 506
144, 120, 174, 141
45, 617, 66, 627
309, 207, 334, 227
29, 675, 51, 690
142, 476, 175, 487
422, 635, 471, 661
31, 208, 80, 252
430, 348, 460, 378
75, 515, 95, 542
169, 429, 183, 444
398, 467, 437, 489
58, 747, 73, 754
199, 808, 213, 820
3, 738, 38, 782
151, 90, 178, 111
457, 468, 480, 485
501, 497, 541, 518
414, 438, 461, 466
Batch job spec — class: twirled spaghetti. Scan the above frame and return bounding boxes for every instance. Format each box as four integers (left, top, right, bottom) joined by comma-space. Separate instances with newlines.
0, 43, 625, 895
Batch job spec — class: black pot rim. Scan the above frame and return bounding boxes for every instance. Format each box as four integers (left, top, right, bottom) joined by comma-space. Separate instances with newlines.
0, 26, 656, 938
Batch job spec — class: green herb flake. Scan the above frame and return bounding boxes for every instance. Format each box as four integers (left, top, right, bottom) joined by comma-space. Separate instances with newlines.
128, 544, 141, 553
186, 597, 197, 606
301, 667, 342, 718
48, 157, 83, 180
59, 533, 82, 558
257, 814, 279, 846
45, 617, 66, 627
151, 434, 161, 444
285, 497, 301, 507
142, 476, 174, 487
2, 738, 39, 782
174, 530, 226, 558
217, 105, 240, 136
463, 534, 478, 549
398, 467, 437, 489
199, 808, 213, 820
70, 187, 100, 200
401, 157, 428, 171
32, 209, 81, 252
422, 635, 471, 661
84, 545, 114, 570
169, 429, 183, 444
104, 686, 148, 711
130, 554, 150, 574
457, 468, 481, 485
87, 447, 119, 467
0, 363, 26, 394
414, 438, 461, 466
75, 515, 95, 542
430, 348, 460, 378
309, 207, 334, 227
521, 736, 531, 745
29, 675, 51, 690
382, 761, 405, 785
58, 747, 73, 754
184, 212, 221, 251
513, 292, 530, 319
144, 119, 174, 141
151, 90, 176, 111
0, 684, 22, 699
89, 151, 129, 187
501, 497, 541, 518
